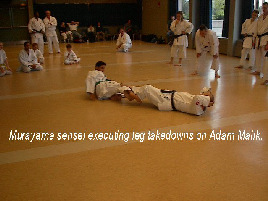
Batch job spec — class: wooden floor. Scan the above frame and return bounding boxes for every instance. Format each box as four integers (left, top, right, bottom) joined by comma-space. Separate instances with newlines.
0, 41, 267, 201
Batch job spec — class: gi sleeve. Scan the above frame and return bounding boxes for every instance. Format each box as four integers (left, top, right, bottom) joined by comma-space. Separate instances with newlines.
19, 51, 30, 66
28, 18, 33, 33
194, 95, 211, 107
185, 21, 194, 34
170, 20, 176, 32
210, 32, 219, 55
241, 20, 247, 35
86, 72, 97, 93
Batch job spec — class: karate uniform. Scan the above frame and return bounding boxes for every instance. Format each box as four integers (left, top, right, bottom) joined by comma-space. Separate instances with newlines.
0, 49, 12, 77
33, 49, 44, 64
85, 70, 130, 100
170, 19, 193, 58
254, 14, 268, 73
116, 33, 132, 52
240, 18, 257, 68
263, 53, 268, 82
18, 49, 43, 73
64, 50, 80, 65
195, 29, 220, 73
68, 24, 82, 39
131, 85, 211, 116
28, 17, 45, 54
43, 16, 60, 54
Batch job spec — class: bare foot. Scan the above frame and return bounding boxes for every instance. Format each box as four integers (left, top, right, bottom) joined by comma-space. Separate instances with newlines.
234, 65, 243, 69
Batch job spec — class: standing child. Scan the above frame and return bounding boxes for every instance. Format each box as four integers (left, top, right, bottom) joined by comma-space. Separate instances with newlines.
0, 42, 12, 77
64, 44, 80, 65
32, 43, 44, 64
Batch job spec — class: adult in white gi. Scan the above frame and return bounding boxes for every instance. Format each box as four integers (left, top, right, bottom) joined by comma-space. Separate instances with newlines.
43, 10, 60, 54
32, 43, 44, 64
28, 11, 45, 54
116, 29, 132, 53
0, 42, 12, 77
235, 10, 259, 70
167, 11, 193, 66
253, 2, 268, 77
194, 25, 220, 78
64, 44, 80, 65
124, 85, 214, 116
18, 42, 43, 73
86, 61, 131, 100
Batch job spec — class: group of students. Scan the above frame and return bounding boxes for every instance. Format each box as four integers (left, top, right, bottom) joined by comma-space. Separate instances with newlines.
168, 4, 268, 84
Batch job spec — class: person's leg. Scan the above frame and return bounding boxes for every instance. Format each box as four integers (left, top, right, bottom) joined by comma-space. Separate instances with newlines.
52, 36, 60, 53
211, 55, 220, 78
122, 44, 129, 52
175, 45, 186, 66
193, 51, 206, 75
47, 36, 53, 53
236, 48, 248, 68
168, 45, 178, 64
61, 33, 67, 42
38, 35, 44, 54
253, 47, 264, 74
248, 48, 256, 69
31, 64, 43, 71
22, 65, 31, 73
261, 57, 268, 85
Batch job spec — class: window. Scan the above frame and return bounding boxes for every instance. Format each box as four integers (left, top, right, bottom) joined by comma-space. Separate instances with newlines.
178, 0, 189, 20
212, 0, 225, 37
254, 0, 268, 13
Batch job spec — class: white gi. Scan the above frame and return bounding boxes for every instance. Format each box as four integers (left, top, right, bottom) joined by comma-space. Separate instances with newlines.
28, 17, 45, 54
18, 49, 43, 73
0, 49, 12, 77
116, 32, 132, 52
131, 85, 211, 116
86, 70, 130, 100
255, 14, 268, 73
264, 55, 268, 81
195, 29, 220, 73
43, 16, 60, 54
64, 50, 80, 65
240, 18, 257, 68
170, 19, 193, 58
33, 49, 44, 64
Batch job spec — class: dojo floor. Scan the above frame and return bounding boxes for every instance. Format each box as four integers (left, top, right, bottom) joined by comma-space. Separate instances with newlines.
0, 41, 267, 201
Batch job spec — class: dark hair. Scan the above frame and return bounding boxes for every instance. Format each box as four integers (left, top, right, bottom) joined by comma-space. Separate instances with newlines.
32, 43, 38, 46
176, 11, 184, 20
263, 2, 268, 6
24, 41, 30, 47
253, 9, 259, 14
199, 24, 208, 31
66, 44, 72, 48
95, 61, 106, 67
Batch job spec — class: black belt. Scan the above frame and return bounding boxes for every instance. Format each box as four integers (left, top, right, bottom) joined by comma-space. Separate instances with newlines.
257, 32, 268, 47
32, 29, 43, 33
161, 90, 177, 111
174, 34, 187, 38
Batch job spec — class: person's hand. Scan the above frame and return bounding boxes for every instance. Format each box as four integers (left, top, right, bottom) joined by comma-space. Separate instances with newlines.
182, 31, 186, 35
213, 54, 218, 58
197, 53, 201, 58
41, 31, 45, 34
31, 64, 36, 69
265, 43, 268, 51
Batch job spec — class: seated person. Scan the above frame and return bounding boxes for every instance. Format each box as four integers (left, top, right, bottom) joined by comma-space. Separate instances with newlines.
87, 25, 96, 43
0, 42, 12, 77
96, 22, 105, 41
32, 43, 44, 64
59, 22, 72, 42
64, 44, 80, 65
116, 28, 132, 53
123, 85, 214, 116
67, 21, 82, 39
86, 61, 130, 101
18, 42, 43, 73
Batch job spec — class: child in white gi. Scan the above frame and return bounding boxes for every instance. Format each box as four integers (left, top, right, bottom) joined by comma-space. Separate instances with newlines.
18, 42, 43, 73
116, 29, 132, 53
193, 25, 220, 78
32, 43, 44, 64
0, 42, 12, 77
86, 61, 131, 100
124, 85, 214, 116
167, 11, 193, 66
64, 44, 80, 65
235, 10, 259, 70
